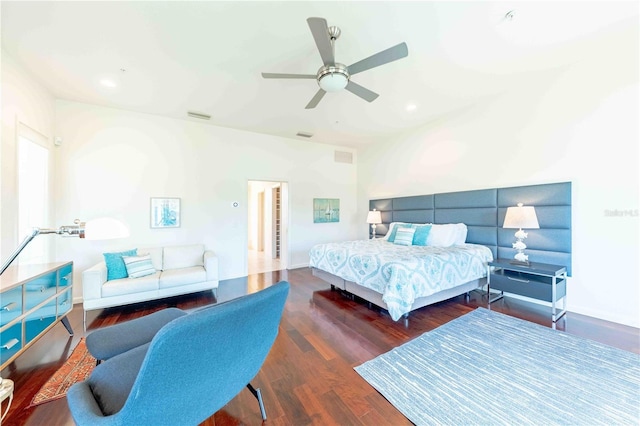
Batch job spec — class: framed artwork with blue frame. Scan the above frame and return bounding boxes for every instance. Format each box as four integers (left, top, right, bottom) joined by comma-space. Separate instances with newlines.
151, 197, 181, 228
314, 198, 340, 223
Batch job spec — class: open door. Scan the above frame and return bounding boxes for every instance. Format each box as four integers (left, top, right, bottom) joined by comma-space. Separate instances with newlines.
248, 180, 288, 274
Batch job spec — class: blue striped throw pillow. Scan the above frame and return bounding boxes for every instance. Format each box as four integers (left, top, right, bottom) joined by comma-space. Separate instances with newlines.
122, 254, 156, 278
393, 227, 416, 246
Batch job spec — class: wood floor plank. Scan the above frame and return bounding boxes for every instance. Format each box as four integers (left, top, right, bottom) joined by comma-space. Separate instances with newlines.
292, 383, 330, 425
1, 267, 638, 425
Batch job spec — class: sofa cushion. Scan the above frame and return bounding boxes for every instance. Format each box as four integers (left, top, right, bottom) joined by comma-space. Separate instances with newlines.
103, 249, 137, 281
159, 266, 206, 289
102, 272, 160, 298
137, 247, 163, 271
163, 244, 204, 270
122, 254, 156, 279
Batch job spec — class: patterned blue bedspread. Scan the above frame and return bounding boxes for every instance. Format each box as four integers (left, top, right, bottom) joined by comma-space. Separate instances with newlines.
309, 239, 493, 320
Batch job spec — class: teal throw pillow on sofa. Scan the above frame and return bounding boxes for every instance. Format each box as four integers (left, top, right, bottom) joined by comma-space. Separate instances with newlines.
103, 249, 137, 281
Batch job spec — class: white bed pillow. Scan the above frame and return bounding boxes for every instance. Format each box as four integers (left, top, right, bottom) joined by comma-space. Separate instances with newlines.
427, 223, 467, 247
455, 223, 468, 245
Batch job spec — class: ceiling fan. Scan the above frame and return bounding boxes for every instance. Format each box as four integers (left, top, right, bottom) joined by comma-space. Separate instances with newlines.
262, 17, 409, 109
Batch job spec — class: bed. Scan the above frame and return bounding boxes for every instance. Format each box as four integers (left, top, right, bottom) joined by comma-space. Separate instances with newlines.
309, 235, 493, 320
309, 182, 572, 320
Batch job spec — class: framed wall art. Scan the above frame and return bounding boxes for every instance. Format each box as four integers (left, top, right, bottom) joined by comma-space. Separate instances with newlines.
313, 198, 340, 223
150, 197, 181, 228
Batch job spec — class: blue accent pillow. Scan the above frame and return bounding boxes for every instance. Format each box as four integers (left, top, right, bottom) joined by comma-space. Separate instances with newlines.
388, 223, 415, 242
412, 224, 432, 246
393, 227, 416, 246
103, 249, 137, 281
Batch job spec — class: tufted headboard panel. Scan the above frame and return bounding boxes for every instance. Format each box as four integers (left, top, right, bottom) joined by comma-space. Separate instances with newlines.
369, 182, 572, 275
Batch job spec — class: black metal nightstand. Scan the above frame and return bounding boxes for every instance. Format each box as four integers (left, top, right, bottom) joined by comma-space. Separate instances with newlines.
487, 259, 568, 322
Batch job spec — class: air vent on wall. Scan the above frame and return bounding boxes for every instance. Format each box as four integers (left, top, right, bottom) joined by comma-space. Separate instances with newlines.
296, 131, 313, 138
187, 111, 211, 120
334, 150, 353, 164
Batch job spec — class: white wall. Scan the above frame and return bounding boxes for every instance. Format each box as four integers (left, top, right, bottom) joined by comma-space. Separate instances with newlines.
357, 20, 639, 327
54, 101, 357, 300
1, 50, 56, 264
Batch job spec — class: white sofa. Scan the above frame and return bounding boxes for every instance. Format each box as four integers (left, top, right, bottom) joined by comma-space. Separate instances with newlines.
82, 244, 218, 328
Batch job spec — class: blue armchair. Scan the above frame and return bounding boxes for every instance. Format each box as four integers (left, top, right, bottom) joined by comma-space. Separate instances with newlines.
67, 281, 289, 425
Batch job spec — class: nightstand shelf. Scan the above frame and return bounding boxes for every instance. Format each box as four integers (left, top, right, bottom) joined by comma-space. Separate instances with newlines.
487, 259, 567, 322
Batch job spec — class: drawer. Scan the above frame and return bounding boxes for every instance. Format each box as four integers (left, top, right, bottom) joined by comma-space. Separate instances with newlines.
0, 286, 23, 327
59, 264, 73, 289
0, 322, 23, 367
24, 271, 57, 307
59, 273, 72, 289
25, 302, 57, 344
490, 270, 566, 302
57, 288, 73, 317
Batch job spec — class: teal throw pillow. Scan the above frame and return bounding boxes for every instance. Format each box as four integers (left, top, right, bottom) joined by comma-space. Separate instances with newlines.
412, 224, 432, 246
393, 227, 416, 246
103, 249, 137, 281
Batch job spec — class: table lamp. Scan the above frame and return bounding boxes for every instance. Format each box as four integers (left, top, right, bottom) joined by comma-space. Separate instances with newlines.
366, 209, 382, 239
503, 203, 539, 264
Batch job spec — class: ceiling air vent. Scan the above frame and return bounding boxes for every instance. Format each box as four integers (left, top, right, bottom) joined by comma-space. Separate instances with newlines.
296, 131, 313, 138
334, 150, 353, 164
187, 111, 211, 120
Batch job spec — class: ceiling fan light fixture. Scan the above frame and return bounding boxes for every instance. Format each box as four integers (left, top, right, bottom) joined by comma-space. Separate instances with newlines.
317, 64, 349, 92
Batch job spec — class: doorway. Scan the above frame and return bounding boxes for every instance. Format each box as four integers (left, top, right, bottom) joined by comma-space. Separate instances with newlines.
247, 180, 288, 274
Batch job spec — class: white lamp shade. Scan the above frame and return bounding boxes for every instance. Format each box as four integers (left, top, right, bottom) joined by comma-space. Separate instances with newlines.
366, 210, 382, 224
84, 217, 130, 240
503, 204, 539, 229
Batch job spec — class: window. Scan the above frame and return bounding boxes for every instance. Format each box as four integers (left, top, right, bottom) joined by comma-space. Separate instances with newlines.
17, 125, 50, 264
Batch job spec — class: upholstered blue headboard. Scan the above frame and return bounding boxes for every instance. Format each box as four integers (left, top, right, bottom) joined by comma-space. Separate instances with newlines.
369, 182, 572, 275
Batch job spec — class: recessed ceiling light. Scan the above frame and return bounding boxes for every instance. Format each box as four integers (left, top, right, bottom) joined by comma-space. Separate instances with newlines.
406, 104, 417, 112
100, 79, 117, 88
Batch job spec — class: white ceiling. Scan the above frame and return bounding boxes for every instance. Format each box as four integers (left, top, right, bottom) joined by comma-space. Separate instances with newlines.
2, 1, 637, 148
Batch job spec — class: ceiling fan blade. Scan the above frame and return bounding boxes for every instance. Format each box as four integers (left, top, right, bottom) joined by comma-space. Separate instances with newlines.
345, 81, 379, 102
307, 17, 335, 66
305, 89, 326, 109
262, 72, 316, 79
347, 42, 408, 76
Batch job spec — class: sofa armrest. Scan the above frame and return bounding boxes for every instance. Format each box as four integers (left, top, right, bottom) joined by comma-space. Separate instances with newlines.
203, 251, 219, 282
83, 262, 107, 301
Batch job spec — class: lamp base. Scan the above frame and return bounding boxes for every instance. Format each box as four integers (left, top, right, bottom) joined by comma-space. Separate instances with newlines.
509, 259, 531, 267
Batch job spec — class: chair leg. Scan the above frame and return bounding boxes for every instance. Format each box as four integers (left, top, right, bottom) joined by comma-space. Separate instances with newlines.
246, 383, 267, 421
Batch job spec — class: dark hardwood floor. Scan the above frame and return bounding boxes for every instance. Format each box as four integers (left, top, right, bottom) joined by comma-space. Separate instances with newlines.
2, 267, 638, 425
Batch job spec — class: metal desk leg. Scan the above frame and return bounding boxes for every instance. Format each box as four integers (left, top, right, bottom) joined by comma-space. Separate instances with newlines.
61, 315, 74, 336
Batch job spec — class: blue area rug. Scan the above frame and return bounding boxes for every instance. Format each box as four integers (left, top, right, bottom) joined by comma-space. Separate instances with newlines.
355, 308, 640, 425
